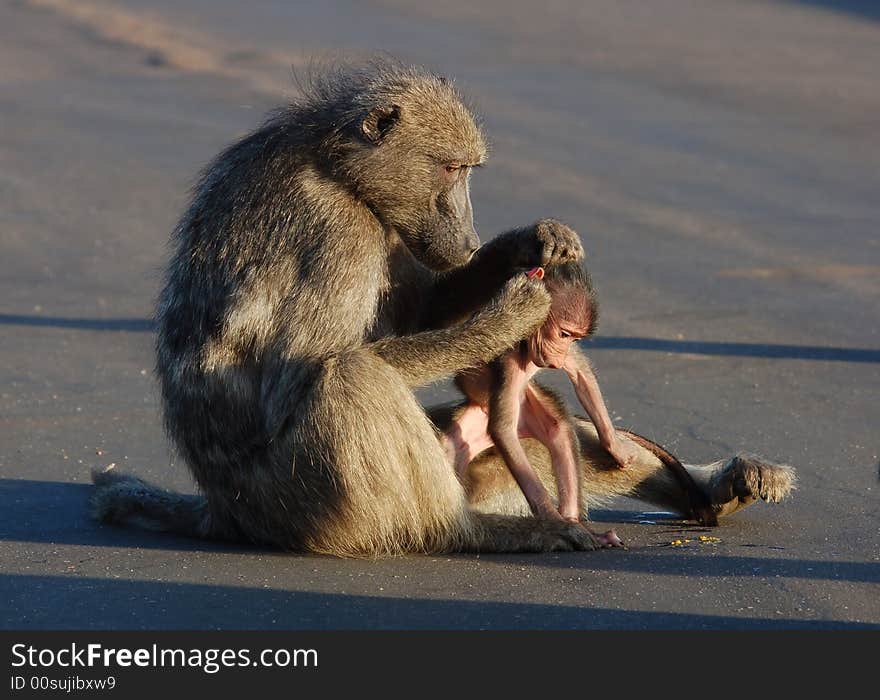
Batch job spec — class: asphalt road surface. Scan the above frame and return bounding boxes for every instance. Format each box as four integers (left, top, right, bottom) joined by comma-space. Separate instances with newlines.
1, 0, 878, 629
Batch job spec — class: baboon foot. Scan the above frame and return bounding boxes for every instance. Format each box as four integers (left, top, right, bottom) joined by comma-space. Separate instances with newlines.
531, 519, 604, 552
541, 521, 624, 550
707, 453, 797, 518
468, 513, 614, 552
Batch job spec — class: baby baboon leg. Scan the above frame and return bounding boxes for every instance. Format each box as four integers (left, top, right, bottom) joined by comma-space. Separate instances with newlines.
442, 403, 493, 479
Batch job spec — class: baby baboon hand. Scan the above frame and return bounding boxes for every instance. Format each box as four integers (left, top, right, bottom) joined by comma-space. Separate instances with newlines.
520, 218, 584, 268
605, 435, 641, 470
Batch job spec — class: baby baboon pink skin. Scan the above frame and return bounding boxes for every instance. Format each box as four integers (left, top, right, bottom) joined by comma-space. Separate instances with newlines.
446, 262, 637, 547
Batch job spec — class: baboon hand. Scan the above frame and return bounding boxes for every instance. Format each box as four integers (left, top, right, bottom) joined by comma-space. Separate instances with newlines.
487, 273, 552, 337
519, 219, 584, 268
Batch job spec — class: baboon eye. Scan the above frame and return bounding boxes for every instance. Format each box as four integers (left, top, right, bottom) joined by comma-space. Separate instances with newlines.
560, 330, 571, 338
445, 164, 461, 173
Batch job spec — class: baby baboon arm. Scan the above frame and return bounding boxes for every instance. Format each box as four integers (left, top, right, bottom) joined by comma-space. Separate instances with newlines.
488, 359, 559, 520
421, 219, 584, 329
371, 275, 550, 387
522, 384, 581, 521
562, 347, 639, 469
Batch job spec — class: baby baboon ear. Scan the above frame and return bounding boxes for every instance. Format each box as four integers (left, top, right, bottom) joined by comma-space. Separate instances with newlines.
362, 104, 401, 144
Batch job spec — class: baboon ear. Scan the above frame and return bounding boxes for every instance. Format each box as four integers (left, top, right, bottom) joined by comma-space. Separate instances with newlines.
361, 104, 400, 145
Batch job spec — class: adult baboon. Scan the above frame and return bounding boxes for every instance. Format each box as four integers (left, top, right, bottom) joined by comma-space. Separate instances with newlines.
92, 62, 795, 556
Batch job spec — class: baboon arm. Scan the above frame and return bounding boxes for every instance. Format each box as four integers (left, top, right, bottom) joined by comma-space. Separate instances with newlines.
421, 230, 525, 328
371, 275, 550, 387
421, 220, 583, 329
562, 347, 639, 470
491, 432, 558, 519
369, 320, 511, 387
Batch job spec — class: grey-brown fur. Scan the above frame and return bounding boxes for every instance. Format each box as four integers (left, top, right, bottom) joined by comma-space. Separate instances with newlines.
91, 61, 796, 556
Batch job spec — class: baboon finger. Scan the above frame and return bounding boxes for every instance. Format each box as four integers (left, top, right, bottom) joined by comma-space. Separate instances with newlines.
538, 239, 555, 267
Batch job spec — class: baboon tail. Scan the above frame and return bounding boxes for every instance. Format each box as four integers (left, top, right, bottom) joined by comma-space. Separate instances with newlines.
90, 466, 213, 539
617, 429, 718, 526
457, 512, 602, 553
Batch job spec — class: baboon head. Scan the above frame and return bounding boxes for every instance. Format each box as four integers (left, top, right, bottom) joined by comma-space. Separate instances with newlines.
527, 262, 599, 369
310, 63, 487, 270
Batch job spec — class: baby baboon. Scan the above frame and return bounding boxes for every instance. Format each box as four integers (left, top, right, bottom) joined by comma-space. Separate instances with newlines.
92, 61, 796, 556
444, 263, 637, 546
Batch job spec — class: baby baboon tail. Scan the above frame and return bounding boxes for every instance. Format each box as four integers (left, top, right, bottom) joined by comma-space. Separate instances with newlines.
90, 466, 213, 539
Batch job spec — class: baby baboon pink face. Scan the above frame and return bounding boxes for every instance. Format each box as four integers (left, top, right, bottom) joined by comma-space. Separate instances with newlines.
522, 265, 596, 369
527, 308, 589, 369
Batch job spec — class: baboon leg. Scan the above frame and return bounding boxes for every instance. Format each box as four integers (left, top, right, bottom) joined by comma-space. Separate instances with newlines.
683, 453, 798, 518
290, 351, 470, 556
570, 420, 796, 519
614, 428, 717, 524
294, 353, 602, 555
462, 513, 603, 552
428, 406, 796, 523
441, 402, 494, 479
90, 466, 214, 538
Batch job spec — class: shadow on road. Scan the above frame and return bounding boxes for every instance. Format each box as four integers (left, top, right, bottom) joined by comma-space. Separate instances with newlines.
2, 314, 878, 362
2, 572, 876, 630
584, 336, 880, 363
485, 548, 880, 584
0, 314, 154, 332
2, 478, 878, 586
786, 0, 880, 21
0, 478, 250, 554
